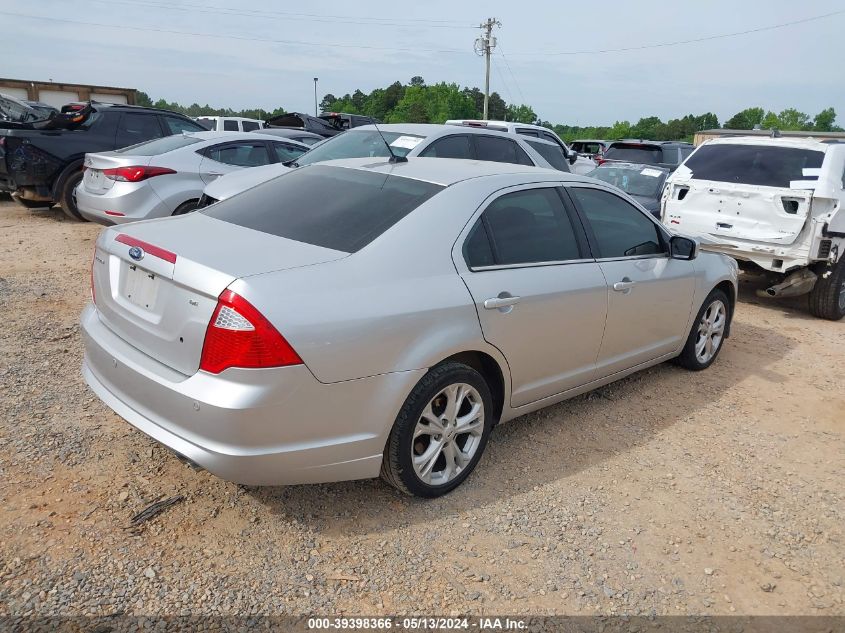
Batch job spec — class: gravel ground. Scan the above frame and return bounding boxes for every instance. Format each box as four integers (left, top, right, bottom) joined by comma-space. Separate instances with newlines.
0, 200, 843, 618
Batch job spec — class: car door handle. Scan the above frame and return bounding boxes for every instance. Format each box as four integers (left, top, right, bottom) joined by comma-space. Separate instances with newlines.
483, 295, 521, 309
612, 279, 636, 292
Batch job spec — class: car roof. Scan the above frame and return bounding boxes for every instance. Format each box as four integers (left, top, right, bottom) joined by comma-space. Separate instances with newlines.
89, 102, 190, 117
573, 139, 610, 144
609, 139, 694, 147
703, 136, 830, 152
168, 130, 278, 143
313, 156, 577, 186
256, 128, 322, 139
349, 123, 547, 141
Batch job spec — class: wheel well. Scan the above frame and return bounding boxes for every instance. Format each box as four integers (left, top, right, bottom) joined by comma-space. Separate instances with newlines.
51, 159, 85, 200
714, 280, 736, 336
441, 351, 506, 424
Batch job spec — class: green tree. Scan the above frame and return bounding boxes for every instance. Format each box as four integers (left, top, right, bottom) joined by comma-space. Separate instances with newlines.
319, 94, 337, 111
608, 120, 633, 139
761, 111, 780, 129
776, 108, 811, 130
506, 104, 537, 124
409, 76, 425, 87
813, 107, 837, 131
724, 107, 764, 130
135, 91, 153, 107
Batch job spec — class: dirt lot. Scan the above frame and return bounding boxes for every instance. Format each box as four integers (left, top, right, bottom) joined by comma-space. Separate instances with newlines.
0, 199, 843, 618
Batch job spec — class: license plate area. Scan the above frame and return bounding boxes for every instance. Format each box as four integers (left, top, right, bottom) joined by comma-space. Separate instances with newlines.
124, 264, 159, 310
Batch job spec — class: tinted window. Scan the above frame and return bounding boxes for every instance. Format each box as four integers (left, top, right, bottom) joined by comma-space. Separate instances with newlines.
197, 118, 216, 130
475, 136, 531, 165
587, 165, 668, 198
570, 187, 665, 258
296, 130, 424, 166
203, 165, 444, 253
271, 141, 307, 162
463, 220, 495, 268
541, 132, 561, 145
683, 144, 825, 188
206, 142, 271, 167
223, 120, 239, 131
419, 135, 473, 159
294, 136, 321, 146
242, 120, 260, 132
163, 116, 206, 134
604, 144, 662, 164
516, 128, 539, 137
526, 140, 569, 171
116, 113, 162, 147
115, 135, 202, 156
478, 188, 582, 266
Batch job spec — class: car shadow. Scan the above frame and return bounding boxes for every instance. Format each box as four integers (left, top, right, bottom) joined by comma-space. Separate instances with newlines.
249, 320, 794, 537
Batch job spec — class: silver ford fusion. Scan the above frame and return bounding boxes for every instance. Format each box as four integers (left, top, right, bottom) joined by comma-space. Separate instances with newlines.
81, 158, 738, 497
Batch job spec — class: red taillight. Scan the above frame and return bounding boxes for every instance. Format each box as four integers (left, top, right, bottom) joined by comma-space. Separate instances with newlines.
595, 158, 607, 166
199, 290, 302, 374
102, 166, 175, 182
104, 210, 125, 217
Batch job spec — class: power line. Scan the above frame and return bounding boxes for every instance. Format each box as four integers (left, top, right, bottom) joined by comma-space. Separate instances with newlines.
79, 0, 476, 29
509, 9, 845, 56
496, 45, 526, 105
0, 11, 470, 54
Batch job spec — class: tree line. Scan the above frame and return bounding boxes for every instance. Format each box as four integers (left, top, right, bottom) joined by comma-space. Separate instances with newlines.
136, 78, 841, 143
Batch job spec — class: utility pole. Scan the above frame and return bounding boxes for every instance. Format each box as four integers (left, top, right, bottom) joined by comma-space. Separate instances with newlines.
474, 17, 500, 120
313, 77, 319, 116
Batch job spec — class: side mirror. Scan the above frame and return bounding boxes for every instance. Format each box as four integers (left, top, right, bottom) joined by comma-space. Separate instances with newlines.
670, 235, 699, 260
568, 150, 578, 165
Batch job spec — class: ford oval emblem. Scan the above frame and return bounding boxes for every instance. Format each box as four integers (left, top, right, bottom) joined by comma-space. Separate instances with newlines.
128, 246, 144, 261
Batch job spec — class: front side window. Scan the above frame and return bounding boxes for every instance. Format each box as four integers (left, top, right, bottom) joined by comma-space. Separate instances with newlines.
162, 116, 206, 134
526, 140, 569, 171
116, 113, 163, 147
271, 141, 307, 162
206, 142, 271, 167
223, 120, 239, 131
475, 136, 533, 166
419, 135, 473, 159
465, 188, 582, 267
569, 187, 665, 258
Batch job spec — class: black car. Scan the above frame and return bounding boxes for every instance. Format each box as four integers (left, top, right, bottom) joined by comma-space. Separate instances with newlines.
586, 162, 670, 218
266, 111, 377, 138
598, 140, 694, 171
0, 103, 206, 219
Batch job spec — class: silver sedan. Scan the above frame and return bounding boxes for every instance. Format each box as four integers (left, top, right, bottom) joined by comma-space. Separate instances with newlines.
81, 158, 738, 497
75, 131, 308, 225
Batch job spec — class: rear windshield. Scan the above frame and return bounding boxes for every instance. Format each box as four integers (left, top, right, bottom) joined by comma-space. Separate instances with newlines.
605, 144, 662, 164
683, 144, 825, 188
588, 165, 667, 197
526, 139, 569, 171
295, 130, 425, 166
203, 165, 444, 253
114, 135, 202, 155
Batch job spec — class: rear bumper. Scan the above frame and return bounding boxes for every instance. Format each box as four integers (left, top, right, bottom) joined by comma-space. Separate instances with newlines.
80, 303, 423, 485
76, 181, 171, 226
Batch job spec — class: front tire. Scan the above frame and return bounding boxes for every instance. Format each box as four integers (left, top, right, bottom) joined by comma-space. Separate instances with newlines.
675, 289, 730, 371
58, 168, 86, 221
809, 259, 845, 321
381, 362, 493, 498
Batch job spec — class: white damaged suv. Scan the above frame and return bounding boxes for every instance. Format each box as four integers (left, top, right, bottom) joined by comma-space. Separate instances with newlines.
662, 136, 845, 320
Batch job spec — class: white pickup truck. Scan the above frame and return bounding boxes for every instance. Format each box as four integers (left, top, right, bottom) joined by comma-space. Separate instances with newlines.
662, 136, 845, 320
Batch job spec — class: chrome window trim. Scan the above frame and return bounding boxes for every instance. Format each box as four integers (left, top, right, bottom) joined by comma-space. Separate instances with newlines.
467, 257, 596, 273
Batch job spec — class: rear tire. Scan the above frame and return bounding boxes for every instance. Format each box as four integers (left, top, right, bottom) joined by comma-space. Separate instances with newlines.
675, 289, 730, 371
58, 168, 86, 221
172, 199, 200, 216
381, 362, 493, 498
808, 260, 845, 321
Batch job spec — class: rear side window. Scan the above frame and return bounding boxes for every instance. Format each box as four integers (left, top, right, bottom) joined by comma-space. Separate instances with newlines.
605, 144, 662, 164
223, 120, 239, 131
203, 165, 444, 253
206, 142, 271, 167
683, 144, 825, 188
526, 140, 569, 171
242, 120, 260, 132
270, 141, 307, 162
466, 188, 582, 267
475, 136, 533, 166
570, 187, 665, 258
419, 135, 473, 159
115, 135, 202, 155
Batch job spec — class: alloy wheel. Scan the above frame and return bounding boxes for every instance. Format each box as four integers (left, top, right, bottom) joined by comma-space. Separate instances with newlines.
694, 299, 726, 364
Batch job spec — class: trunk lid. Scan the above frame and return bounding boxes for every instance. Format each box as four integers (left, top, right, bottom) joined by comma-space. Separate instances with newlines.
82, 151, 154, 195
663, 179, 813, 245
92, 213, 347, 375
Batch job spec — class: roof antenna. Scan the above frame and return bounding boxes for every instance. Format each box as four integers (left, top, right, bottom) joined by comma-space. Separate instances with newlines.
371, 120, 407, 163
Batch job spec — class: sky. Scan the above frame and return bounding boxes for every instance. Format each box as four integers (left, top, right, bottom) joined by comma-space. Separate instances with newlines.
2, 0, 843, 126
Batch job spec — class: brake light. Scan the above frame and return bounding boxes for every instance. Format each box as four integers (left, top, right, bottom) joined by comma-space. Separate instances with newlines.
102, 166, 175, 182
199, 290, 302, 374
104, 210, 125, 217
595, 158, 607, 166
